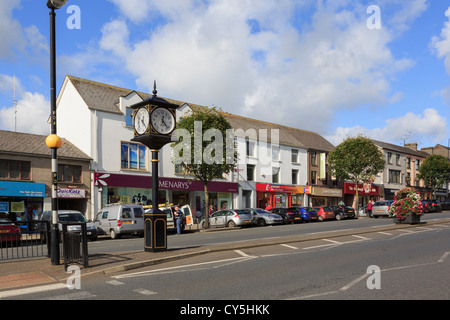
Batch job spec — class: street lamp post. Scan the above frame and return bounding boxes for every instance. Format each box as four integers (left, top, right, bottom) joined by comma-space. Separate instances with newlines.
46, 0, 68, 265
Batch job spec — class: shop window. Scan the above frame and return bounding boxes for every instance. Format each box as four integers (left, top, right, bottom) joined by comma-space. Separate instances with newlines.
58, 164, 82, 183
121, 142, 147, 170
0, 159, 31, 180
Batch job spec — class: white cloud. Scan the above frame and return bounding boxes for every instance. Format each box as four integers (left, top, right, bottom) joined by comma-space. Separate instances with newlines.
0, 75, 49, 135
326, 108, 448, 146
97, 0, 423, 135
0, 0, 26, 60
430, 6, 450, 74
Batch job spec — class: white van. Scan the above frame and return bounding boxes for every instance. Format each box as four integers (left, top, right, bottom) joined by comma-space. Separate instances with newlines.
94, 204, 145, 239
143, 204, 193, 233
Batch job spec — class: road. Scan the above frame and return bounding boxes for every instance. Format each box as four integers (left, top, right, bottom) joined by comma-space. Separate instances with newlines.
2, 213, 450, 305
88, 212, 450, 254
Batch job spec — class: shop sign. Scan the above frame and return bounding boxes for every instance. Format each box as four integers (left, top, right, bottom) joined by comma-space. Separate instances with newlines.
58, 188, 86, 198
0, 181, 45, 198
313, 187, 342, 197
344, 183, 379, 196
256, 183, 304, 194
94, 173, 239, 193
0, 202, 9, 212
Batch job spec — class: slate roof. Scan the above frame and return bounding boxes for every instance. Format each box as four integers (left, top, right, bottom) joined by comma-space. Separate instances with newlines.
0, 130, 91, 161
64, 75, 335, 152
372, 139, 429, 158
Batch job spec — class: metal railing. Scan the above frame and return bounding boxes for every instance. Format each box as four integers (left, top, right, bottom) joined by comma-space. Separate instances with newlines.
61, 222, 89, 271
0, 221, 50, 261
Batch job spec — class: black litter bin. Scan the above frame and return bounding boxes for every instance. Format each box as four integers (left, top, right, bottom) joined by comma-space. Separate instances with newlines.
144, 209, 167, 252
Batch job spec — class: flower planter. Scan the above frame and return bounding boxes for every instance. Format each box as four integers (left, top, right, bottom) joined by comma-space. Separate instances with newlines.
394, 213, 421, 225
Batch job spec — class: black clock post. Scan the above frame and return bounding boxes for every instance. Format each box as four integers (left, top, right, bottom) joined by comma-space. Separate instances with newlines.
130, 82, 178, 252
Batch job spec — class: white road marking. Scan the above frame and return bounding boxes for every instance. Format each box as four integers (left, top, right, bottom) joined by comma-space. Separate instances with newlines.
0, 283, 67, 299
280, 244, 298, 250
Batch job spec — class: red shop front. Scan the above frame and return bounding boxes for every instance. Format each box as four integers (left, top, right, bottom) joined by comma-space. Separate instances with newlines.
256, 183, 305, 209
343, 182, 382, 207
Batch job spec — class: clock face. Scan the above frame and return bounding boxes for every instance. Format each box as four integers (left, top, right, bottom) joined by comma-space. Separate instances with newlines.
134, 107, 150, 135
151, 107, 175, 135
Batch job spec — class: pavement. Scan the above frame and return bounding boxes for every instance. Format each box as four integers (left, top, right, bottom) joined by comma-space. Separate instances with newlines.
1, 217, 450, 292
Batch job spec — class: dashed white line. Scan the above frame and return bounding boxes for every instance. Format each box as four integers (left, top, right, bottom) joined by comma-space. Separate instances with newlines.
280, 244, 299, 250
133, 288, 157, 296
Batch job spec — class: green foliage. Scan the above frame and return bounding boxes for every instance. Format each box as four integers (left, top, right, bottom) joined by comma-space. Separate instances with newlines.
328, 136, 385, 183
417, 155, 450, 198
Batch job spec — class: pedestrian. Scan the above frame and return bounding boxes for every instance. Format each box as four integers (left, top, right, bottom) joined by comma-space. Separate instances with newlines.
174, 206, 183, 235
367, 200, 374, 218
209, 204, 214, 216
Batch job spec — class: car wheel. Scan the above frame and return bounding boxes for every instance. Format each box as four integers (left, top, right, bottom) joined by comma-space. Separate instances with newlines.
110, 229, 119, 239
257, 219, 266, 227
318, 216, 324, 222
335, 214, 342, 221
202, 221, 210, 229
227, 220, 236, 228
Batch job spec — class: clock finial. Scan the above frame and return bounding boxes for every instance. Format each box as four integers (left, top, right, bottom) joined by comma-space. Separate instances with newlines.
153, 80, 157, 96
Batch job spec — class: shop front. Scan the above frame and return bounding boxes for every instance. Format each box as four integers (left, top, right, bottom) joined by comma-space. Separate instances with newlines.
0, 181, 45, 224
311, 186, 343, 207
94, 173, 238, 215
57, 187, 89, 215
255, 183, 305, 209
344, 182, 381, 207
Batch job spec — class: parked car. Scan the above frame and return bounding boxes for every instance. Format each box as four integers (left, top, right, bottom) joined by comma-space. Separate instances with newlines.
441, 200, 450, 211
295, 207, 319, 222
94, 204, 144, 239
313, 206, 336, 221
201, 209, 253, 228
41, 210, 98, 241
329, 205, 357, 220
144, 204, 193, 233
430, 200, 442, 213
268, 207, 302, 224
371, 201, 393, 218
0, 218, 21, 244
244, 208, 283, 226
421, 200, 432, 213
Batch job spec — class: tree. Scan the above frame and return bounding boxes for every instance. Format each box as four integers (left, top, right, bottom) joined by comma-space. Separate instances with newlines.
417, 155, 450, 199
171, 106, 238, 228
328, 136, 385, 215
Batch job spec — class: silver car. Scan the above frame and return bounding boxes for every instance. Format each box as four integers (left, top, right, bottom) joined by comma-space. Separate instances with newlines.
372, 200, 394, 218
202, 209, 253, 228
244, 208, 283, 226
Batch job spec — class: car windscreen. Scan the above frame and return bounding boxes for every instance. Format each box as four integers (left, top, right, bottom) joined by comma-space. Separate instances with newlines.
58, 213, 87, 222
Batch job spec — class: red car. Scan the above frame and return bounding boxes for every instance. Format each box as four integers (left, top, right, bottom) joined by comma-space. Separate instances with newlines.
313, 206, 336, 222
0, 218, 21, 244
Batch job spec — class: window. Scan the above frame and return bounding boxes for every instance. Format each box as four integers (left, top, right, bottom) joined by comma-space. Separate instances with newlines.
396, 154, 400, 166
126, 107, 134, 127
407, 157, 411, 169
389, 170, 401, 184
292, 169, 298, 185
291, 149, 299, 163
387, 152, 392, 164
311, 171, 317, 185
416, 159, 420, 170
272, 145, 280, 161
272, 167, 280, 183
121, 142, 147, 170
58, 165, 82, 183
0, 160, 31, 180
310, 152, 317, 166
246, 138, 255, 157
247, 164, 255, 181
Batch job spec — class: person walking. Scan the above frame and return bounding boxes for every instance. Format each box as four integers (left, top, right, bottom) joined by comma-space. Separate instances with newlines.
367, 200, 374, 218
174, 206, 183, 235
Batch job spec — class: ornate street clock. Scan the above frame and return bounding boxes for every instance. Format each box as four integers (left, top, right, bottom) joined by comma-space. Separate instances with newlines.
129, 81, 179, 253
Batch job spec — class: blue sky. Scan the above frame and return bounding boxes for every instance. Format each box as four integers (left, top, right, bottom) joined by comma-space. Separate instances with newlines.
1, 0, 449, 150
